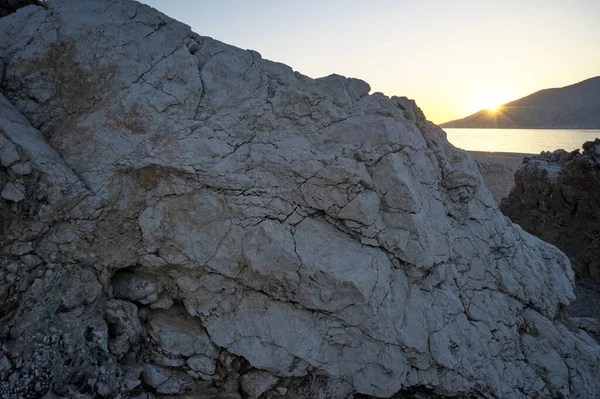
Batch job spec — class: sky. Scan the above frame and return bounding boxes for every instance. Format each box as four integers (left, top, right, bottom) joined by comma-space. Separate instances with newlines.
139, 0, 600, 124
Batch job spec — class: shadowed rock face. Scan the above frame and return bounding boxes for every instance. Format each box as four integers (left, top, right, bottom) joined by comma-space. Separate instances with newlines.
0, 0, 44, 18
0, 0, 599, 398
501, 139, 600, 285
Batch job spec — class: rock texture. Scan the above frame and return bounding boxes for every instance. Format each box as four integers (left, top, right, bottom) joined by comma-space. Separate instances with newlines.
0, 1, 599, 398
441, 76, 600, 129
501, 140, 600, 285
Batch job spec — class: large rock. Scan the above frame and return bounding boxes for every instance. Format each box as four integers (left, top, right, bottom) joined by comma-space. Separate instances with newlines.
0, 1, 599, 398
501, 141, 600, 284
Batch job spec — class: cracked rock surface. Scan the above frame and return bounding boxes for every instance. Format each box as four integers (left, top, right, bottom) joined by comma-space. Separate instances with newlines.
0, 0, 599, 398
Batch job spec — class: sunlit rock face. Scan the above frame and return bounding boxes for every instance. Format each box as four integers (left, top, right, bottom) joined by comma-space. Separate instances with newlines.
501, 141, 600, 285
0, 1, 599, 398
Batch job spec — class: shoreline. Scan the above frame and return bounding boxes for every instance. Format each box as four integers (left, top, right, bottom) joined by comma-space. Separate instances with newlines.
468, 150, 535, 156
443, 127, 600, 131
467, 150, 534, 203
468, 150, 534, 172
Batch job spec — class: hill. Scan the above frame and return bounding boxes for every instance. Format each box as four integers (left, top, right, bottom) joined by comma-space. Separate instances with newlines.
441, 76, 600, 129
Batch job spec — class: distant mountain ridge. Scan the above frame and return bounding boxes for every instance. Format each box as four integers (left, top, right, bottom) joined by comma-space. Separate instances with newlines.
441, 76, 600, 129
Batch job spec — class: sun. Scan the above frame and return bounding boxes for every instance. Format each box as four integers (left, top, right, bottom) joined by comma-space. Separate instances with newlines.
477, 96, 503, 113
466, 93, 507, 114
486, 103, 501, 112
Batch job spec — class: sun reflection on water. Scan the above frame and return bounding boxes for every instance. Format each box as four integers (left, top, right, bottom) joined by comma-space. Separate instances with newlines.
445, 128, 600, 154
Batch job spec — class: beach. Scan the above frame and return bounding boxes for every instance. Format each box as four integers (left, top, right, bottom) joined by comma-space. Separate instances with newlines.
468, 151, 532, 203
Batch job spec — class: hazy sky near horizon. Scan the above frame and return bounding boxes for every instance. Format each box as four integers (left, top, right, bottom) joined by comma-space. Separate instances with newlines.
139, 0, 600, 123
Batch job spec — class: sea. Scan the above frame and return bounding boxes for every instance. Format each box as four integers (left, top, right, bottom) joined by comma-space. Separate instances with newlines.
444, 128, 600, 154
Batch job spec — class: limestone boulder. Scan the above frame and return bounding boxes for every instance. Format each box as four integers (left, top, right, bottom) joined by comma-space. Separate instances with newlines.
0, 0, 599, 398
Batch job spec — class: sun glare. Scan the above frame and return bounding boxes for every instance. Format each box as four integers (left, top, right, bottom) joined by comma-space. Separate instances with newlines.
478, 97, 503, 113
466, 92, 510, 115
486, 103, 501, 112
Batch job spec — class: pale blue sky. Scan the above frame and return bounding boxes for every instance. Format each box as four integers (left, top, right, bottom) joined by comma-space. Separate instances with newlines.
139, 0, 600, 123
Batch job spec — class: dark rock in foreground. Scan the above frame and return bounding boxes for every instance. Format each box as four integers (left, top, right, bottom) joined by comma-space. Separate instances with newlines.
0, 0, 44, 18
501, 139, 600, 284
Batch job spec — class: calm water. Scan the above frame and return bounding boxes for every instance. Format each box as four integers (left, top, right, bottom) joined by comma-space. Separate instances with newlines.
444, 128, 600, 154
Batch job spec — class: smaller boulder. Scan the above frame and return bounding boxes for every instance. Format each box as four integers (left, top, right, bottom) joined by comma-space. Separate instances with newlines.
148, 306, 219, 359
186, 355, 216, 378
240, 370, 279, 398
1, 181, 25, 202
104, 299, 142, 356
141, 363, 194, 395
60, 266, 102, 310
111, 271, 163, 304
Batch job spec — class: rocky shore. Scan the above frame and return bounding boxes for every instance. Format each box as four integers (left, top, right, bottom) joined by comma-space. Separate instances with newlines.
1, 1, 599, 398
471, 147, 600, 343
501, 141, 600, 284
